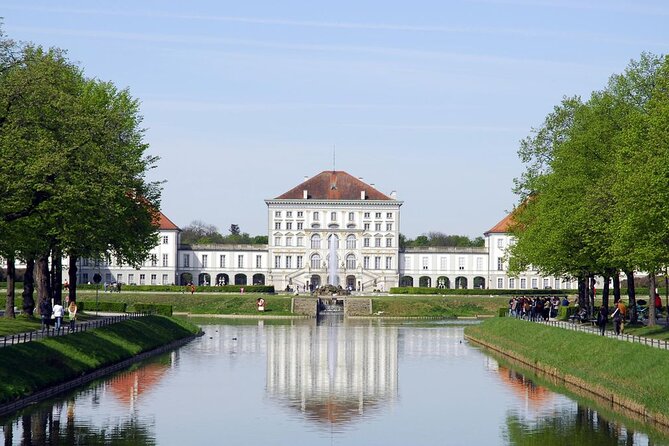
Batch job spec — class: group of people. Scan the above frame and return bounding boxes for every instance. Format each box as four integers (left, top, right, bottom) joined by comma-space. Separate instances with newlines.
38, 298, 78, 332
103, 281, 122, 293
508, 295, 566, 321
596, 300, 628, 335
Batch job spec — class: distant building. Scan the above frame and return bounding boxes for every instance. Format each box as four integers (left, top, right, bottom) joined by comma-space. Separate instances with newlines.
73, 170, 576, 291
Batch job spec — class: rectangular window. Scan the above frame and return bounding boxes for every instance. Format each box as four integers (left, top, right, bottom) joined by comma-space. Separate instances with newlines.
183, 254, 190, 267
162, 274, 169, 285
364, 223, 370, 231
476, 257, 483, 270
297, 222, 303, 230
348, 212, 354, 221
520, 278, 527, 289
162, 235, 168, 244
256, 255, 262, 268
387, 212, 393, 219
374, 256, 381, 269
275, 222, 281, 230
386, 256, 392, 269
422, 257, 428, 270
497, 257, 503, 271
375, 238, 381, 247
286, 211, 292, 217
220, 255, 226, 268
83, 258, 89, 266
127, 273, 134, 285
364, 238, 370, 247
440, 257, 447, 270
363, 256, 370, 269
297, 211, 303, 217
313, 211, 319, 221
297, 256, 303, 268
275, 256, 281, 268
330, 211, 337, 221
497, 277, 504, 289
117, 273, 123, 283
386, 238, 392, 247
286, 256, 292, 269
375, 223, 381, 231
286, 222, 292, 230
202, 255, 208, 268
554, 278, 560, 289
151, 274, 157, 285
497, 238, 504, 248
531, 278, 538, 289
139, 274, 146, 285
543, 278, 550, 288
509, 278, 515, 289
375, 212, 381, 218
151, 254, 158, 267
364, 212, 370, 218
458, 257, 465, 270
286, 237, 293, 246
238, 255, 244, 268
297, 236, 303, 246
274, 236, 281, 246
275, 211, 281, 217
386, 223, 392, 231
162, 254, 168, 267
405, 257, 412, 269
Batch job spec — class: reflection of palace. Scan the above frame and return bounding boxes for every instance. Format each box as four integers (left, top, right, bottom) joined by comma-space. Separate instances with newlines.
400, 326, 470, 358
266, 320, 399, 425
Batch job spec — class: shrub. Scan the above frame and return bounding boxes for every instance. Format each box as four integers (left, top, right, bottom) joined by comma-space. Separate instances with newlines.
132, 303, 173, 316
74, 283, 275, 293
389, 287, 568, 296
557, 305, 578, 321
498, 307, 508, 317
77, 301, 127, 312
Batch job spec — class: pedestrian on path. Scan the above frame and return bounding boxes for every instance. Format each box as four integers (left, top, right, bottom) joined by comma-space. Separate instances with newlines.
52, 302, 64, 332
39, 299, 52, 331
68, 301, 78, 331
596, 305, 608, 336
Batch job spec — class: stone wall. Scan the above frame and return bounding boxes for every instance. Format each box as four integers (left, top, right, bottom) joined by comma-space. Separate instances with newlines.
344, 298, 372, 316
291, 298, 317, 316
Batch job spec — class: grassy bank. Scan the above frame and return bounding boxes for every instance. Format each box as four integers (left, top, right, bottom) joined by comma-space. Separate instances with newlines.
0, 315, 200, 404
465, 318, 669, 420
371, 296, 507, 317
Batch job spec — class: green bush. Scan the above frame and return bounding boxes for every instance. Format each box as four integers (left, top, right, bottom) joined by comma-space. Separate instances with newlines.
557, 305, 578, 321
77, 301, 127, 312
390, 287, 568, 296
132, 303, 173, 316
498, 307, 508, 317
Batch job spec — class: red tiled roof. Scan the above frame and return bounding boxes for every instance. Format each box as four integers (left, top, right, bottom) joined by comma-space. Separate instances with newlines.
157, 211, 180, 231
485, 213, 513, 235
275, 171, 393, 200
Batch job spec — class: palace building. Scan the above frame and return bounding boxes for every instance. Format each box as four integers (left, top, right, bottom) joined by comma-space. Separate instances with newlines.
75, 170, 575, 291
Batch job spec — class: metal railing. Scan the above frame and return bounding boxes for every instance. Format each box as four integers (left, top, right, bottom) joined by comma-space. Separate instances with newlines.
0, 312, 151, 348
532, 318, 669, 350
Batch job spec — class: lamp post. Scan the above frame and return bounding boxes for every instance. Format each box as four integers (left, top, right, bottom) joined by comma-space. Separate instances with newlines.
92, 272, 102, 316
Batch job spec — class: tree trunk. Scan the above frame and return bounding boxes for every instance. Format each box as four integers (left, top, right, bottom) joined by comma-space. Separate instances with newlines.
68, 254, 78, 303
602, 274, 610, 311
649, 272, 657, 327
613, 273, 621, 304
588, 274, 596, 317
51, 247, 62, 304
578, 274, 587, 311
35, 255, 52, 311
22, 258, 35, 316
5, 256, 16, 318
626, 270, 637, 323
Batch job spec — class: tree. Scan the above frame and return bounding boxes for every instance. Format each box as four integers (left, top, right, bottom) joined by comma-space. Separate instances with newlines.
229, 224, 240, 236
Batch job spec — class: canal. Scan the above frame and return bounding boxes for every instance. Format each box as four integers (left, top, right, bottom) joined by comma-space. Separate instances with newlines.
1, 317, 668, 445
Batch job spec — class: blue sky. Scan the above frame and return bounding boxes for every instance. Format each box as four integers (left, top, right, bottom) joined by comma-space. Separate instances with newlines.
2, 1, 668, 238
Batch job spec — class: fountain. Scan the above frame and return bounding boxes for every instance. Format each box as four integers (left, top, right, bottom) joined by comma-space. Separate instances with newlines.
328, 233, 338, 286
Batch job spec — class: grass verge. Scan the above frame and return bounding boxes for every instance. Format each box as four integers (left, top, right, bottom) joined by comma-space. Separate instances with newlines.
0, 315, 200, 404
465, 318, 669, 420
371, 296, 507, 317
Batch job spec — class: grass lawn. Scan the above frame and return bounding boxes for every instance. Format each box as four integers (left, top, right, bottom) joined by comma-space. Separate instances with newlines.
371, 296, 508, 317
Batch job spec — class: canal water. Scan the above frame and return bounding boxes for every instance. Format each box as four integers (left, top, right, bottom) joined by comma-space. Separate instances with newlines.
2, 317, 668, 445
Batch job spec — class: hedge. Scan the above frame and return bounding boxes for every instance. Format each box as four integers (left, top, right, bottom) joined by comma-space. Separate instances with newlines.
73, 284, 275, 293
498, 307, 508, 317
132, 303, 173, 316
557, 305, 579, 321
77, 301, 127, 313
389, 287, 569, 296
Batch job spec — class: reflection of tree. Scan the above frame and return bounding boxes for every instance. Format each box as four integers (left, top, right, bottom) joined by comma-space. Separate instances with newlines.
505, 405, 642, 446
4, 398, 156, 445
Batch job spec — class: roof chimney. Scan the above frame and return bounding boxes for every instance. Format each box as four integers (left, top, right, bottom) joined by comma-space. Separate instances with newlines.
303, 190, 308, 199
303, 175, 309, 181
390, 190, 397, 199
360, 190, 366, 200
370, 183, 375, 188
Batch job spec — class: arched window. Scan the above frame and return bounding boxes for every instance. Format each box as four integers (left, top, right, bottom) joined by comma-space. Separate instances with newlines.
346, 234, 356, 249
311, 234, 321, 249
346, 254, 356, 269
311, 253, 321, 269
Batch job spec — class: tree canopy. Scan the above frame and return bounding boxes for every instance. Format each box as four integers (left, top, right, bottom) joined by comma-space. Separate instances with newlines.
179, 221, 267, 245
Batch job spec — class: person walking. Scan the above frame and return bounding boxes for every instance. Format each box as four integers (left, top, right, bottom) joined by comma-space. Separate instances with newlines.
612, 306, 621, 335
39, 299, 52, 331
596, 305, 608, 336
68, 301, 78, 331
52, 301, 64, 332
617, 300, 627, 334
